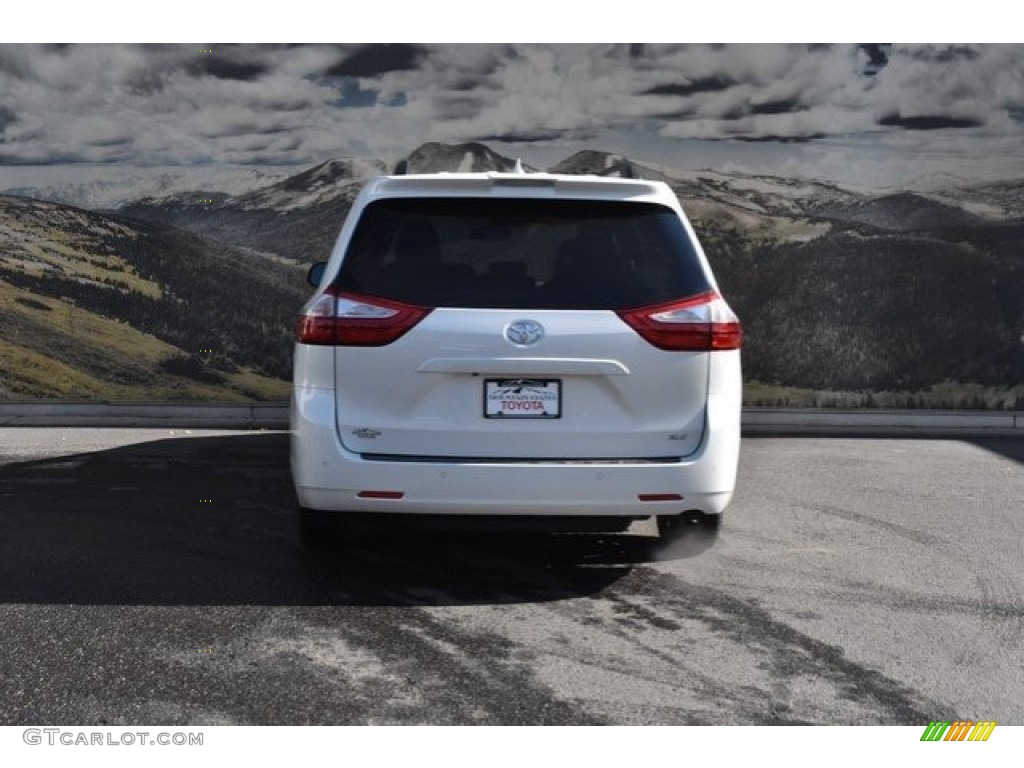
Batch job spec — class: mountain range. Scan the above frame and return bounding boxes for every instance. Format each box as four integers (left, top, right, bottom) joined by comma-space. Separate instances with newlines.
1, 141, 1022, 405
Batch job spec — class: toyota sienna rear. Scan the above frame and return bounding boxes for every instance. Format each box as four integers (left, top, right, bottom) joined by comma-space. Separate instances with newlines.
291, 171, 741, 543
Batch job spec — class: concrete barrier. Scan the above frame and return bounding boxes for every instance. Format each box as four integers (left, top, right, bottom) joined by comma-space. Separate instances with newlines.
742, 407, 1021, 436
0, 401, 288, 429
0, 402, 1021, 436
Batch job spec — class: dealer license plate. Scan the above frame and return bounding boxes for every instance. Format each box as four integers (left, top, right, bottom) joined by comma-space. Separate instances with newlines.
484, 378, 562, 419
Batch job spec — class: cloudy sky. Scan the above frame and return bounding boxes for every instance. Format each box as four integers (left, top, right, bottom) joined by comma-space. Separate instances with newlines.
1, 43, 1022, 189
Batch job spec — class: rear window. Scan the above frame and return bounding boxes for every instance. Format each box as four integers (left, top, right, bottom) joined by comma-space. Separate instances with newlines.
335, 197, 711, 310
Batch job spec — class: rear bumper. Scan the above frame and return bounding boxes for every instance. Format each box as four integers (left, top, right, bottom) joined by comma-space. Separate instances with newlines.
290, 384, 739, 518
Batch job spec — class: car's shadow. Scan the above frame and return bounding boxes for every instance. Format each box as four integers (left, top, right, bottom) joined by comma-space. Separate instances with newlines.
965, 436, 1024, 466
0, 432, 717, 607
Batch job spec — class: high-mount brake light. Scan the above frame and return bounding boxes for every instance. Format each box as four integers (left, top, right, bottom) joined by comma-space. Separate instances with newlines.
617, 291, 742, 351
296, 288, 431, 346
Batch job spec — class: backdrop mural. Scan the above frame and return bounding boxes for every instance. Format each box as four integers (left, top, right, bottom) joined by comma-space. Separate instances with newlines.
0, 43, 1021, 406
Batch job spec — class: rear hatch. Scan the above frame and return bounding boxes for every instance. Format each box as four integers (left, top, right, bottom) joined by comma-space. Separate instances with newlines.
327, 195, 720, 460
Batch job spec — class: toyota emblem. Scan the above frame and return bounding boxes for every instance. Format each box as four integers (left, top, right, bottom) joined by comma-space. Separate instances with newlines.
504, 320, 544, 346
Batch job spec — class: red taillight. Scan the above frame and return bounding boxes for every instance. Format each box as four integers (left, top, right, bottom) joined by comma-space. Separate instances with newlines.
296, 288, 431, 346
617, 291, 742, 351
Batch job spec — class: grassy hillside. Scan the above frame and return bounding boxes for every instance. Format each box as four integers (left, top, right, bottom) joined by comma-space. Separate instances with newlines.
0, 195, 304, 400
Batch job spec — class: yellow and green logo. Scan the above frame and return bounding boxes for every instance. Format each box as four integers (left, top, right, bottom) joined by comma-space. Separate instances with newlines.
920, 720, 996, 742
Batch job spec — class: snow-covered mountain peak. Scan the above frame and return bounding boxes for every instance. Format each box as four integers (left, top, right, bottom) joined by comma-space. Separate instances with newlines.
396, 142, 526, 174
229, 157, 387, 212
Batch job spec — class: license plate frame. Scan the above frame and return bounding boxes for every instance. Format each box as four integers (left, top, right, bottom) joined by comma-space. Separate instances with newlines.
483, 378, 562, 419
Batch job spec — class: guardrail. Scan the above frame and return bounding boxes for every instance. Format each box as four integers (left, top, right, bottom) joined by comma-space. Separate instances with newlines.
1, 402, 1022, 436
741, 407, 1024, 436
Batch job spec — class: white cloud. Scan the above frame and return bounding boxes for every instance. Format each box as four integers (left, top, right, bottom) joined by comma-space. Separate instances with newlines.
0, 43, 1021, 185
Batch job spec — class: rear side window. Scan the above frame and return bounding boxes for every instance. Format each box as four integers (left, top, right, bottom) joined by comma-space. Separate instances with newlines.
335, 197, 711, 310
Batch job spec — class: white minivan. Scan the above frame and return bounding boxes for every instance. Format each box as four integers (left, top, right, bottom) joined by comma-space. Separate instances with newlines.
291, 170, 741, 544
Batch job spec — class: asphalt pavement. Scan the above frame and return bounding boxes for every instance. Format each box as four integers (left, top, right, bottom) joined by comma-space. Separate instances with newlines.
0, 428, 1021, 724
